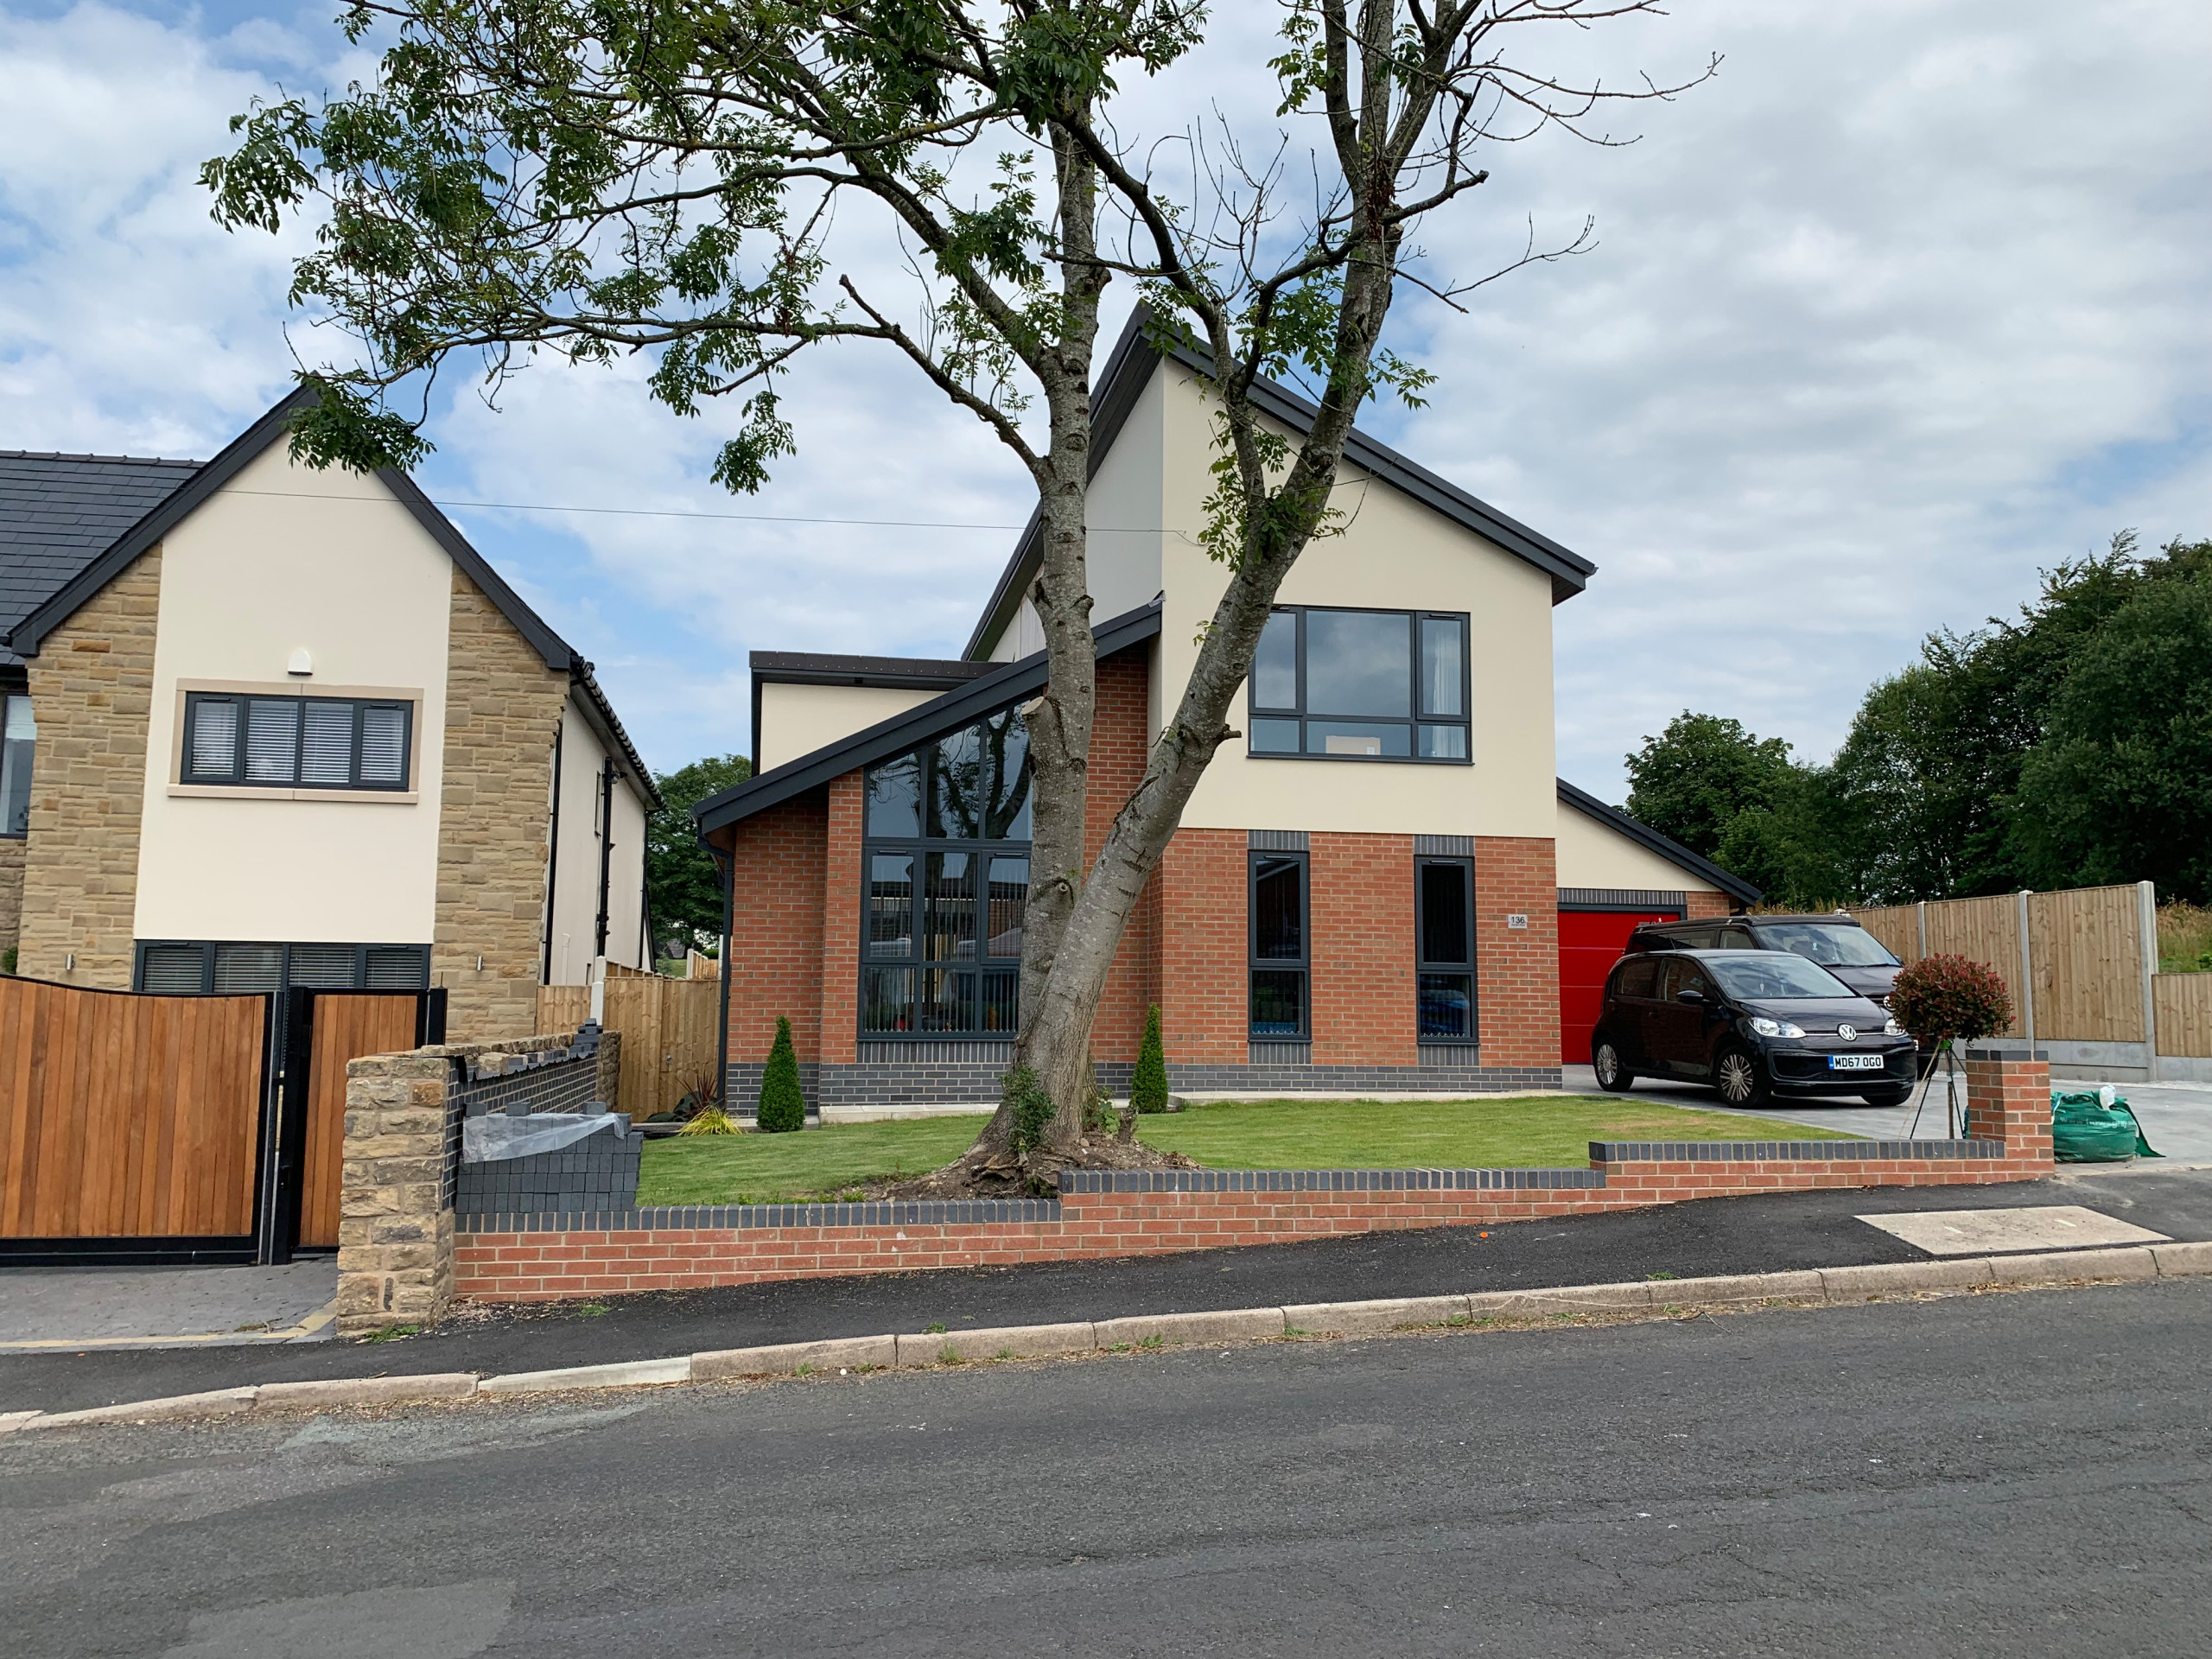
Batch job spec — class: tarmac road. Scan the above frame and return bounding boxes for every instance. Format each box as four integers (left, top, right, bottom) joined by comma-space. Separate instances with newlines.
3, 1274, 2208, 1657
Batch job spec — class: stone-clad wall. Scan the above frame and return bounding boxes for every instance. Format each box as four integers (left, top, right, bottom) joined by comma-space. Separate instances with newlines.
0, 836, 23, 955
14, 551, 162, 988
338, 1028, 584, 1336
433, 570, 569, 1041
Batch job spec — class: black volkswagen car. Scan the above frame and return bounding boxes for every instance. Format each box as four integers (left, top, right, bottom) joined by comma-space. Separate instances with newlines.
1590, 950, 1917, 1109
1625, 913, 1903, 1003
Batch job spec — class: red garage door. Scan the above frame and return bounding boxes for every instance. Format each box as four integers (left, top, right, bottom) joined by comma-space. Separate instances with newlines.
1558, 908, 1679, 1065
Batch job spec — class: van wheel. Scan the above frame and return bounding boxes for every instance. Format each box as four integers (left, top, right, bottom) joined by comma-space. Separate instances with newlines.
1713, 1045, 1770, 1109
1592, 1035, 1635, 1094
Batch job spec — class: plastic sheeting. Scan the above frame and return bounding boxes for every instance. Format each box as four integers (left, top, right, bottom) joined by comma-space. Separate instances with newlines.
2051, 1086, 2160, 1163
462, 1112, 625, 1165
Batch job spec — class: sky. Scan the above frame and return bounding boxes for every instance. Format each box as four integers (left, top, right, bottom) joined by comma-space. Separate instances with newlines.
2, 0, 2207, 800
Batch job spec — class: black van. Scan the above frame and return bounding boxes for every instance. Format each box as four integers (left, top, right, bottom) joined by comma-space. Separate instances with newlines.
1626, 913, 1902, 1003
1590, 950, 1916, 1109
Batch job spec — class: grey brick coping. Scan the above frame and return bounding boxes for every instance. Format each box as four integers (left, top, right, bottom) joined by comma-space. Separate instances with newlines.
459, 1198, 1063, 1233
1589, 1139, 2007, 1162
1056, 1167, 1605, 1193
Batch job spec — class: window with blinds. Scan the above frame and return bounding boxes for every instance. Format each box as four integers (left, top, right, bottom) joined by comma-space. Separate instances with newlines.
181, 693, 412, 791
135, 940, 433, 995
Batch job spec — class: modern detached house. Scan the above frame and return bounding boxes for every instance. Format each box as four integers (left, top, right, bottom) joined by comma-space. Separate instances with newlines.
696, 317, 1758, 1110
0, 390, 659, 1039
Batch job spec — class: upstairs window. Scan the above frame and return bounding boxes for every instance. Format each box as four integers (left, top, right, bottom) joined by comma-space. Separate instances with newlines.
135, 939, 431, 995
182, 692, 412, 791
859, 706, 1033, 1039
1, 690, 32, 836
1249, 607, 1471, 762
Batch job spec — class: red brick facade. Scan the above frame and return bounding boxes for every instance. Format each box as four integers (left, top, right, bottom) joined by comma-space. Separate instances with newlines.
721, 791, 827, 1066
1086, 651, 1159, 1062
818, 772, 863, 1064
1683, 889, 1735, 919
1471, 836, 1560, 1067
1156, 828, 1248, 1064
1310, 835, 1418, 1065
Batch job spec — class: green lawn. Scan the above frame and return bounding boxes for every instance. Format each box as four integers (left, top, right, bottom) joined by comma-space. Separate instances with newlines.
635, 1095, 1856, 1206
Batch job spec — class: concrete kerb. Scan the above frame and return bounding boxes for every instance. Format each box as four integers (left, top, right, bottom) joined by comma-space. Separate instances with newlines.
11, 1244, 2212, 1433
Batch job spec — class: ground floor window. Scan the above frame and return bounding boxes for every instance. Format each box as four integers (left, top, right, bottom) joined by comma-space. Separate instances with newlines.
1416, 858, 1476, 1040
1249, 850, 1309, 1038
135, 940, 432, 996
1, 689, 33, 836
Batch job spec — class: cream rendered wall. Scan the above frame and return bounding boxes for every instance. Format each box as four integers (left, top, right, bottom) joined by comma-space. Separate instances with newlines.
605, 756, 650, 969
757, 681, 948, 771
544, 701, 653, 981
134, 442, 450, 943
1554, 798, 1709, 893
1150, 365, 1559, 838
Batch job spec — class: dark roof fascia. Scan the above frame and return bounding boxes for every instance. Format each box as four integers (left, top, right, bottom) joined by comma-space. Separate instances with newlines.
1, 393, 318, 655
569, 662, 665, 814
751, 652, 997, 691
962, 312, 1598, 658
701, 601, 1162, 839
1556, 778, 1764, 905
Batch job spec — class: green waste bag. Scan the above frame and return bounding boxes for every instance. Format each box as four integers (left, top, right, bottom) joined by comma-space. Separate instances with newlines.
2050, 1088, 2161, 1163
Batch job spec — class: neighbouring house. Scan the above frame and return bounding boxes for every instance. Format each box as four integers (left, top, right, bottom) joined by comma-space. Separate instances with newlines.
696, 315, 1759, 1111
0, 389, 659, 1039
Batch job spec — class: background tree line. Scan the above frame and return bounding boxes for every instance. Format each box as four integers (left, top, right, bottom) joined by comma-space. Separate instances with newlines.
1624, 531, 2212, 908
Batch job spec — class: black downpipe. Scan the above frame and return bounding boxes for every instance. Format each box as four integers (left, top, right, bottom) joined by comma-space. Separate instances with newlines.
594, 757, 616, 959
542, 721, 565, 984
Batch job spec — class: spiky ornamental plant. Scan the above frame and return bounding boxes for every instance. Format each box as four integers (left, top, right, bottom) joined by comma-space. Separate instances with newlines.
1132, 1002, 1169, 1115
204, 0, 1712, 1184
756, 1015, 806, 1133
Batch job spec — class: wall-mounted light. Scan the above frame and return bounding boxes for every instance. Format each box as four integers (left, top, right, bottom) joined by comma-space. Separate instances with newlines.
287, 648, 314, 677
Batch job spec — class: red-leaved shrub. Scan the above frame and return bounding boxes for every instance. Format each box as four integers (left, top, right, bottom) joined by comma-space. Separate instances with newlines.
1887, 954, 2014, 1043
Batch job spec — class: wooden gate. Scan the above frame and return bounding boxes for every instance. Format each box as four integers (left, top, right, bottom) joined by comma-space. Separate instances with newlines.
275, 988, 446, 1255
0, 975, 271, 1262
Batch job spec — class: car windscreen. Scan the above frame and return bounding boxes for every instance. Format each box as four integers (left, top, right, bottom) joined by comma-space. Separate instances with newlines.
1753, 923, 1898, 968
1707, 955, 1856, 1001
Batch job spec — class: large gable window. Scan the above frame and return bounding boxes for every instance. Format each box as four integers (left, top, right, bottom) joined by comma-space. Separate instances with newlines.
182, 692, 412, 791
861, 706, 1033, 1038
1, 690, 32, 836
1249, 606, 1471, 762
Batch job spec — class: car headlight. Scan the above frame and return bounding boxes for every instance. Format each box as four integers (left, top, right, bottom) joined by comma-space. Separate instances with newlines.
1885, 1018, 1907, 1037
1749, 1016, 1804, 1039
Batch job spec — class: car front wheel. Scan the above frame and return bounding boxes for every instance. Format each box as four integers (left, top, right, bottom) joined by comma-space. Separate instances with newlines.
1592, 1034, 1635, 1093
1713, 1045, 1770, 1109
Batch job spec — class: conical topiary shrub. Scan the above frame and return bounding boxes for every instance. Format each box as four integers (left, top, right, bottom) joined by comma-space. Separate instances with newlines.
1132, 1002, 1169, 1115
756, 1015, 806, 1133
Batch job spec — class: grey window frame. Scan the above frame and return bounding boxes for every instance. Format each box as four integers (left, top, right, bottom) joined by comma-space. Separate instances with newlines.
181, 691, 413, 791
1249, 849, 1310, 1039
1246, 604, 1472, 765
0, 687, 31, 839
1414, 856, 1478, 1043
132, 940, 432, 996
858, 707, 1033, 1041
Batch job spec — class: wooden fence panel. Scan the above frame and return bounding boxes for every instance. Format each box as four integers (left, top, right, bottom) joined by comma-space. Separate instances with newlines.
2154, 976, 2212, 1058
2028, 885, 2145, 1042
535, 976, 721, 1119
1916, 894, 2025, 1039
1851, 905, 1920, 965
1, 978, 265, 1240
301, 995, 423, 1249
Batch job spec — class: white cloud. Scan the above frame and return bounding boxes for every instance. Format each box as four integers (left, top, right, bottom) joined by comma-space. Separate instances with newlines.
2, 0, 2206, 797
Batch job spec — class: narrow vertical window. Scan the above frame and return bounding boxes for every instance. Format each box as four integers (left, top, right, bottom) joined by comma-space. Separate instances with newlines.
1416, 858, 1476, 1041
1249, 853, 1309, 1038
0, 691, 33, 836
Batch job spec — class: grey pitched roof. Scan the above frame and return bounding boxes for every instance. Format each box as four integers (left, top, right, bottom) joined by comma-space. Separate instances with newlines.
0, 450, 201, 671
964, 309, 1599, 658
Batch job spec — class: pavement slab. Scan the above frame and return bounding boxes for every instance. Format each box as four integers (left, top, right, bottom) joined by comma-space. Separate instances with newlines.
1858, 1204, 2171, 1255
0, 1260, 339, 1351
3, 1167, 2208, 1417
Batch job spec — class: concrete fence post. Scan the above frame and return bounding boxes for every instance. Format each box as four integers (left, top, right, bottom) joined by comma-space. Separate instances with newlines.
2138, 880, 2160, 1069
2015, 889, 2037, 1051
1962, 1047, 2053, 1169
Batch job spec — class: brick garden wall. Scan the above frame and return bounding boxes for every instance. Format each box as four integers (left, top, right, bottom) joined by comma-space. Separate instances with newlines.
14, 550, 162, 988
1472, 836, 1560, 1068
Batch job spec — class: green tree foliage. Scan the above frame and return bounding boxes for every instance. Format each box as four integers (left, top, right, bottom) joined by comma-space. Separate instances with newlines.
647, 754, 751, 952
757, 1015, 806, 1133
1624, 714, 1798, 863
1132, 1002, 1168, 1114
